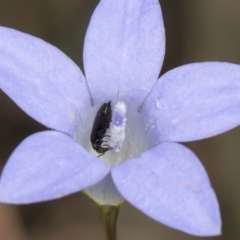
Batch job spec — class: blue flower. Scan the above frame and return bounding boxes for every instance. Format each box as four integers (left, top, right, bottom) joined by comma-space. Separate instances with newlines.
1, 0, 240, 236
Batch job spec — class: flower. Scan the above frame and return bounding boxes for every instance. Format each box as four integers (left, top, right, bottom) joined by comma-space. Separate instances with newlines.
0, 0, 240, 236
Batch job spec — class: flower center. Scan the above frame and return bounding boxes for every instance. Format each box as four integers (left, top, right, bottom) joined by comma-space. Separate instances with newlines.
77, 99, 147, 166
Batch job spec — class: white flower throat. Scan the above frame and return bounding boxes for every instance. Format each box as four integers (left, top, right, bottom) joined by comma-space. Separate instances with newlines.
78, 99, 146, 167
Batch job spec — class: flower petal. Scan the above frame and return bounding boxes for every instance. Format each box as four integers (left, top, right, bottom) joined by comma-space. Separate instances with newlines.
83, 0, 165, 102
0, 27, 90, 136
0, 131, 110, 204
112, 142, 221, 236
142, 62, 240, 144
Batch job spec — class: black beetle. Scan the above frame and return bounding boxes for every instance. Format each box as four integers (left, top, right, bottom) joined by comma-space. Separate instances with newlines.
90, 101, 112, 157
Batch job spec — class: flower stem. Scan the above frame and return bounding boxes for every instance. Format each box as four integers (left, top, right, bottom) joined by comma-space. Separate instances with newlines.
97, 204, 119, 240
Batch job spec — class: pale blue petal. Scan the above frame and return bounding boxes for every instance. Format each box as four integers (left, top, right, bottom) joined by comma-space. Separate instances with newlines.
0, 131, 110, 204
141, 62, 240, 144
0, 27, 90, 136
84, 0, 165, 103
112, 142, 221, 236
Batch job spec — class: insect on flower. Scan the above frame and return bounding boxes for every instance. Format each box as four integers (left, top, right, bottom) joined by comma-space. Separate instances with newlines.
90, 101, 112, 157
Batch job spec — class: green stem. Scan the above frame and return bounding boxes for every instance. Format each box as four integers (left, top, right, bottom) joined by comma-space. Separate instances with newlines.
97, 204, 120, 240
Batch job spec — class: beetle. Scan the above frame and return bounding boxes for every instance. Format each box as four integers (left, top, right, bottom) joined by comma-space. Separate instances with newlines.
90, 101, 112, 157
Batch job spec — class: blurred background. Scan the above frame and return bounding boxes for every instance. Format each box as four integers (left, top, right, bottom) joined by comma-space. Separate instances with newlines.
0, 0, 240, 239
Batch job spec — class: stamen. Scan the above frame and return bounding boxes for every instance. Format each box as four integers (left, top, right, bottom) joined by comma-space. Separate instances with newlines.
108, 102, 127, 152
